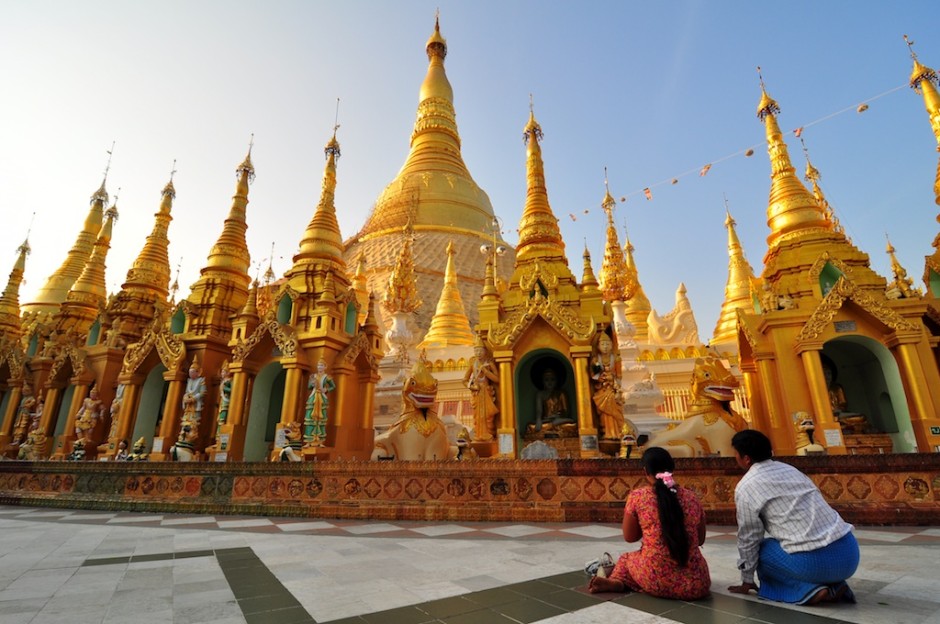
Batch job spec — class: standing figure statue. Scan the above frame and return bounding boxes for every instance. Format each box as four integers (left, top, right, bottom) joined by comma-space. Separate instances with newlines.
107, 384, 125, 443
182, 356, 207, 424
216, 362, 232, 440
464, 339, 500, 441
303, 359, 335, 447
12, 384, 37, 445
74, 387, 103, 446
591, 333, 637, 440
534, 367, 575, 433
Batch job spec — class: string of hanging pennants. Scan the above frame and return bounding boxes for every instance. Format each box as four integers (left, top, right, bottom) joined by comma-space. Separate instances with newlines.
561, 81, 909, 223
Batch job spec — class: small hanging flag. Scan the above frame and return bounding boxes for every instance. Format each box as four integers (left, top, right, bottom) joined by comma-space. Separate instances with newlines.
619, 196, 626, 203
699, 164, 712, 176
857, 103, 869, 113
745, 148, 755, 157
643, 188, 652, 200
569, 213, 577, 221
583, 209, 589, 214
671, 178, 678, 185
793, 127, 803, 137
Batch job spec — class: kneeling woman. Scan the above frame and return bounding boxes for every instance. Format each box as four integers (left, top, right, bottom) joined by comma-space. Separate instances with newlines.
590, 447, 711, 599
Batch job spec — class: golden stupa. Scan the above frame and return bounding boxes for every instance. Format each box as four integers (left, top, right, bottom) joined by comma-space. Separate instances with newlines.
344, 18, 514, 332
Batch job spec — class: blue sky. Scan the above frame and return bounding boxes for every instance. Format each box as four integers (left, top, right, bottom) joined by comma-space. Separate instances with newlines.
1, 1, 938, 339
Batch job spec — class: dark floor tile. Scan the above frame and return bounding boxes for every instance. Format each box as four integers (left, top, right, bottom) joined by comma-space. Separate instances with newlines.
464, 587, 524, 607
238, 593, 302, 615
505, 580, 564, 598
492, 598, 567, 623
442, 609, 517, 624
749, 604, 848, 624
419, 596, 484, 618
697, 592, 773, 617
360, 605, 438, 624
83, 556, 130, 566
244, 607, 315, 624
613, 592, 681, 615
175, 549, 214, 559
229, 580, 289, 600
537, 588, 603, 611
539, 571, 587, 589
129, 552, 175, 563
321, 618, 366, 624
664, 604, 744, 624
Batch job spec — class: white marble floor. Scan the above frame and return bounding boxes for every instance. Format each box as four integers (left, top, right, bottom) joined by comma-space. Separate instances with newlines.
0, 505, 937, 624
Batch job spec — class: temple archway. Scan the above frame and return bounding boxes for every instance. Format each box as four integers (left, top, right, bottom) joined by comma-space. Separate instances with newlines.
131, 364, 168, 444
514, 348, 574, 433
822, 336, 912, 452
243, 361, 285, 461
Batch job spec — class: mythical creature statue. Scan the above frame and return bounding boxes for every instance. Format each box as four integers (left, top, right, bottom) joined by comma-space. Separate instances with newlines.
169, 423, 198, 461
642, 355, 748, 458
793, 411, 825, 456
277, 421, 304, 462
17, 430, 46, 461
371, 355, 455, 461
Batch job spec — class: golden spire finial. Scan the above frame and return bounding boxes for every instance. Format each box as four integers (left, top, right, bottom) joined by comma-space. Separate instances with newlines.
163, 159, 178, 199
885, 232, 921, 299
0, 229, 32, 342
799, 136, 843, 235
712, 198, 758, 345
382, 218, 421, 315
419, 239, 474, 348
599, 178, 632, 302
581, 245, 600, 293
263, 241, 276, 285
516, 101, 564, 262
237, 133, 256, 183
290, 125, 346, 271
170, 258, 181, 302
756, 72, 828, 248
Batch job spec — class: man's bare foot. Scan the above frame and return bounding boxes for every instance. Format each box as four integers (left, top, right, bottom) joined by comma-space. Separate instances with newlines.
805, 587, 832, 605
588, 576, 626, 593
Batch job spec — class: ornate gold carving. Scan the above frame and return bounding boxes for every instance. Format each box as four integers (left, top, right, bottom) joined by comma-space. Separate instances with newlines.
488, 296, 595, 348
807, 251, 853, 283
232, 317, 298, 362
338, 331, 379, 371
121, 327, 185, 375
797, 276, 920, 342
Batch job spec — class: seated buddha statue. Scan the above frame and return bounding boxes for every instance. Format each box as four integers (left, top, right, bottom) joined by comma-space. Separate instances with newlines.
534, 368, 575, 433
822, 359, 869, 434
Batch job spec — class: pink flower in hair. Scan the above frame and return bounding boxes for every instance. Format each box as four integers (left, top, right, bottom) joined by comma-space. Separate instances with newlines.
655, 471, 676, 490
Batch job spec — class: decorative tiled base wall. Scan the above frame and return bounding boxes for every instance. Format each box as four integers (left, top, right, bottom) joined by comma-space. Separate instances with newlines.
1, 454, 939, 525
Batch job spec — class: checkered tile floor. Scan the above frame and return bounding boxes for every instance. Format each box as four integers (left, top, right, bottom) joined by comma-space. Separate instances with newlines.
2, 505, 939, 544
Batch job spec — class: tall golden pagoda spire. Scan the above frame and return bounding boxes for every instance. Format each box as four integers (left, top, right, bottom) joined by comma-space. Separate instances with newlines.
623, 232, 651, 342
515, 105, 566, 263
56, 200, 118, 335
185, 146, 253, 337
581, 245, 600, 294
109, 172, 175, 343
382, 220, 421, 315
712, 206, 757, 346
906, 36, 940, 293
344, 16, 512, 331
354, 15, 499, 238
351, 253, 370, 326
0, 236, 30, 343
419, 241, 474, 348
22, 176, 107, 315
756, 70, 829, 250
598, 179, 632, 302
291, 127, 346, 270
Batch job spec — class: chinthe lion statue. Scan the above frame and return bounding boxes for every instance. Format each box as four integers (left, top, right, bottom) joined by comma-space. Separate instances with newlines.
277, 421, 304, 462
371, 356, 456, 461
643, 355, 748, 458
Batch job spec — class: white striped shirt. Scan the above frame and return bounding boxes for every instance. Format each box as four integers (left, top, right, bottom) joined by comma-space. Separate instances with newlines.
735, 459, 853, 584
